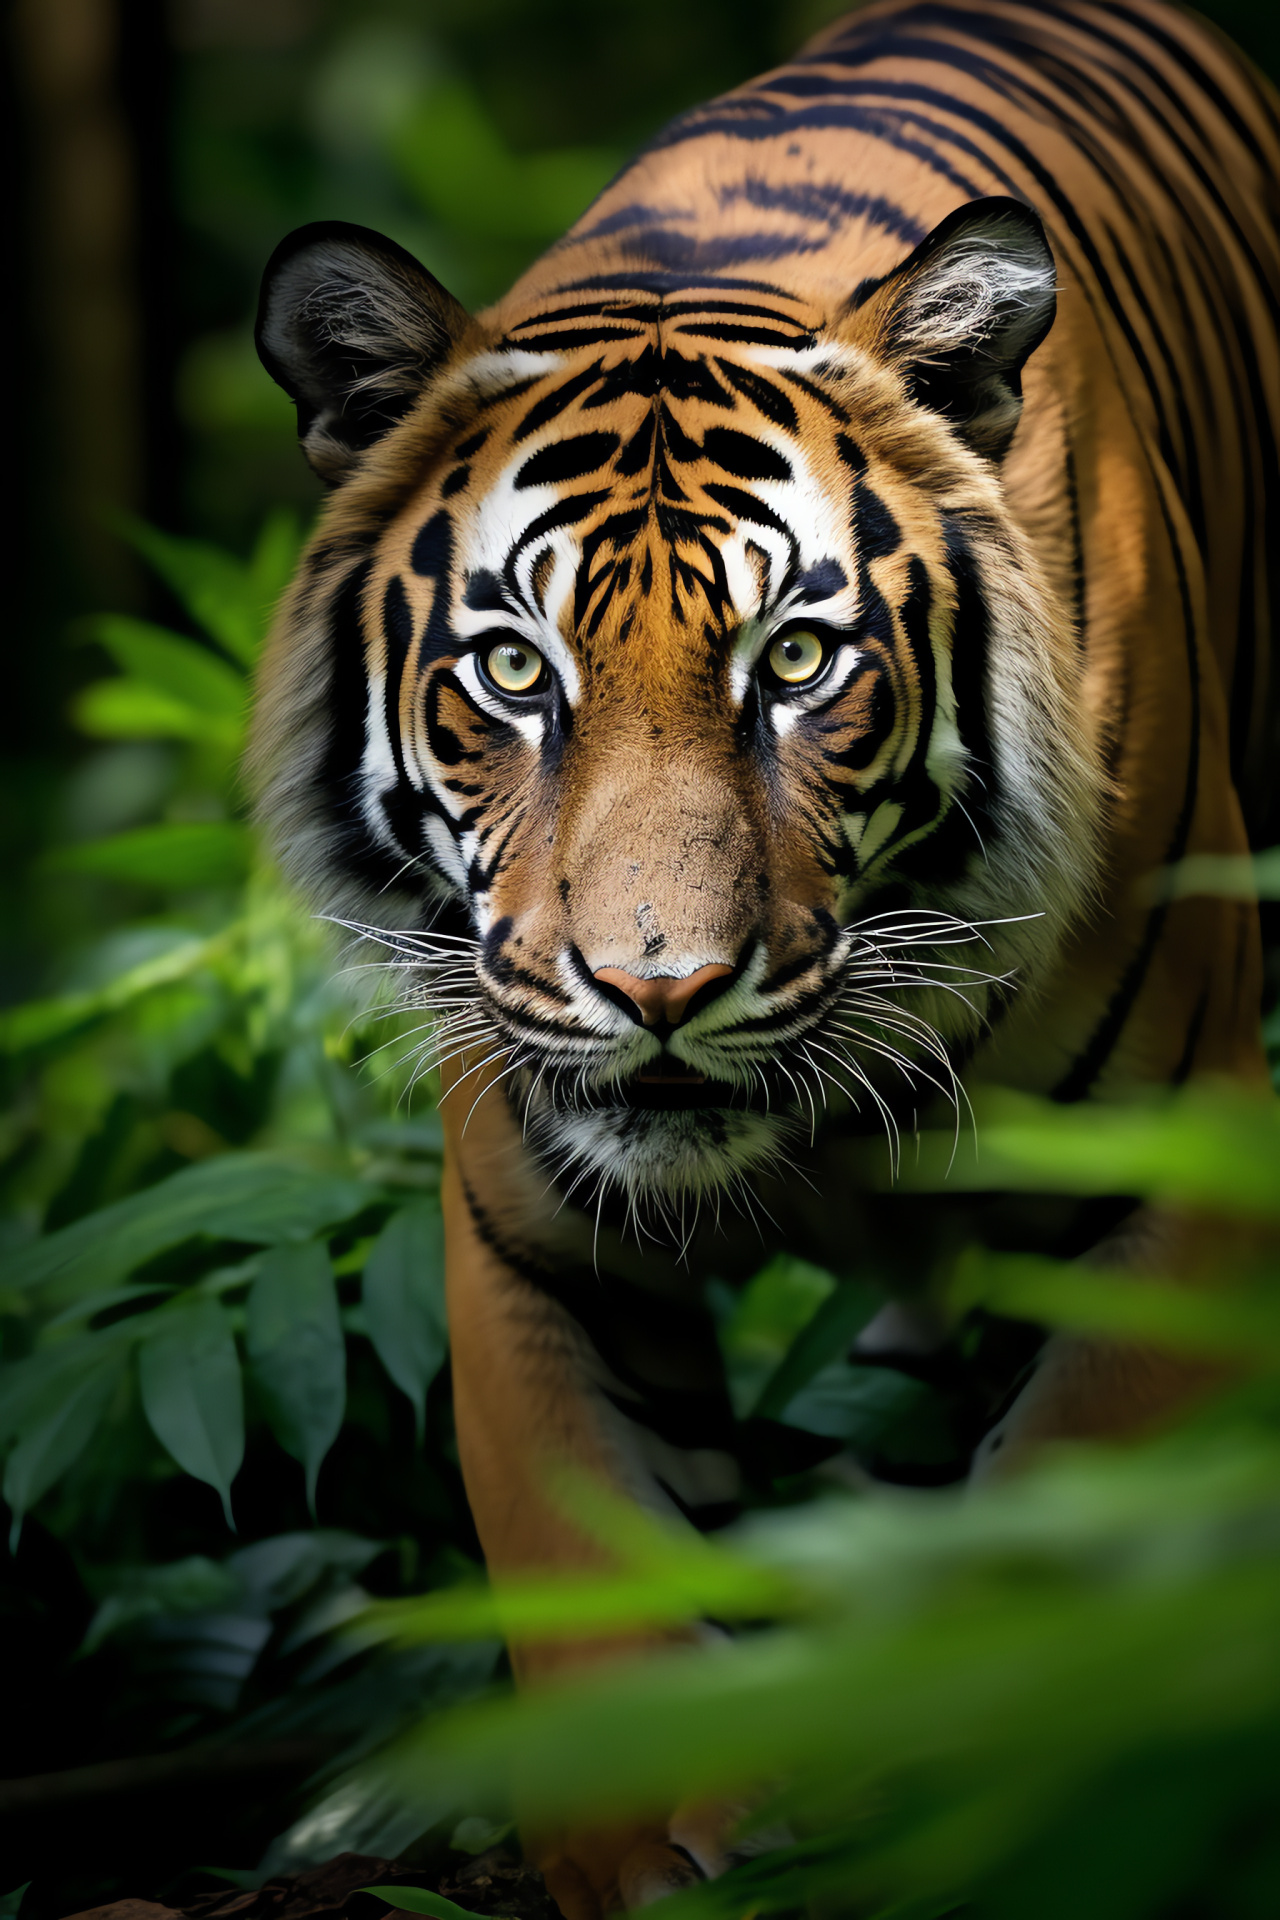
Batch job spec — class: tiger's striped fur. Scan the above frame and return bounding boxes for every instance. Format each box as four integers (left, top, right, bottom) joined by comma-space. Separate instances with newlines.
251, 4, 1280, 1907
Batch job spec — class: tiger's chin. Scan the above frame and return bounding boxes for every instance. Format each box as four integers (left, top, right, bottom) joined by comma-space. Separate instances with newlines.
522, 1084, 794, 1228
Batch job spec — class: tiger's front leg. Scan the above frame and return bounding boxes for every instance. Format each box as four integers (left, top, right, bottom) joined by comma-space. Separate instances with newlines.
441, 1065, 747, 1916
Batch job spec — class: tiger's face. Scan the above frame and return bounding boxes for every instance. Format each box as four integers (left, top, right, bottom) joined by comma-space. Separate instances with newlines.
253, 203, 1099, 1220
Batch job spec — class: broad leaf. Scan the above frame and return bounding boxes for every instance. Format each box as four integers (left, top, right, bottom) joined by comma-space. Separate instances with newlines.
229, 1528, 382, 1611
83, 1553, 243, 1651
781, 1360, 958, 1466
0, 929, 215, 1053
0, 1336, 122, 1447
73, 678, 237, 746
247, 1241, 346, 1514
753, 1280, 883, 1421
119, 518, 263, 665
85, 615, 246, 712
362, 1200, 448, 1442
139, 1298, 244, 1526
2, 1337, 130, 1547
0, 1153, 371, 1306
48, 821, 251, 889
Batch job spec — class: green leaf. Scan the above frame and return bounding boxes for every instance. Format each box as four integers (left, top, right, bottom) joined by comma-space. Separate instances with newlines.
781, 1361, 958, 1465
0, 1884, 30, 1920
449, 1815, 513, 1854
753, 1280, 882, 1422
719, 1254, 840, 1418
138, 1298, 244, 1526
83, 1553, 242, 1651
47, 820, 251, 889
1, 1338, 111, 1448
376, 1437, 1280, 1879
73, 678, 237, 746
247, 1241, 346, 1515
2, 1338, 130, 1548
362, 1200, 448, 1442
119, 518, 264, 665
0, 928, 218, 1053
0, 1153, 371, 1307
360, 1889, 473, 1920
85, 615, 246, 711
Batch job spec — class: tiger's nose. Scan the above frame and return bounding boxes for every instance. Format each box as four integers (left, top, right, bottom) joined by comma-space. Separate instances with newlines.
593, 962, 735, 1029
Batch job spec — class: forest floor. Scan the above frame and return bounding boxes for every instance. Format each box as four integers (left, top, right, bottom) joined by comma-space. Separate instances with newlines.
60, 1850, 560, 1920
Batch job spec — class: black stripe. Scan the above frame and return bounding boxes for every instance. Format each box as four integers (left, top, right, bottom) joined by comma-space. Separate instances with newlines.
1052, 480, 1201, 1101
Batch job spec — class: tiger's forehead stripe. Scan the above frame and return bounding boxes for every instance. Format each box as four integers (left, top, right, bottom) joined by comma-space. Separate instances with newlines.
378, 316, 941, 720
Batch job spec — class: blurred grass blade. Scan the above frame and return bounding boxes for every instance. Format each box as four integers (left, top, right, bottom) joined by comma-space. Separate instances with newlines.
376, 1457, 1280, 1876
951, 1247, 1280, 1361
357, 1557, 793, 1647
139, 1298, 244, 1527
247, 1241, 346, 1516
898, 1084, 1280, 1217
46, 821, 251, 889
359, 1479, 798, 1647
1141, 845, 1280, 903
362, 1200, 448, 1443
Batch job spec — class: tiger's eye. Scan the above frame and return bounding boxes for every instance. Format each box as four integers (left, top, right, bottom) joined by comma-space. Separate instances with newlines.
768, 629, 825, 685
484, 641, 545, 695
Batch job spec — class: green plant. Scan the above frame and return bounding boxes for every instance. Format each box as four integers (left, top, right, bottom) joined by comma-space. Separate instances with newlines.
0, 523, 493, 1898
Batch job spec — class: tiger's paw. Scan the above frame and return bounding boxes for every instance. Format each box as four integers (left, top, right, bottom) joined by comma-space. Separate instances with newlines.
535, 1798, 759, 1916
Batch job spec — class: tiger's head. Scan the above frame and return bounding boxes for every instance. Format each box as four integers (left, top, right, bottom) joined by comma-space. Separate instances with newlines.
251, 198, 1100, 1225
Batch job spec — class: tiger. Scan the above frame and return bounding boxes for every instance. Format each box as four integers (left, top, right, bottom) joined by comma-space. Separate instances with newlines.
249, 0, 1280, 1910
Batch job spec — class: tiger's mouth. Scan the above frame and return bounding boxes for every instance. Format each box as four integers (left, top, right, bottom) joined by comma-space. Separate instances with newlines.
522, 1060, 770, 1117
623, 1065, 737, 1112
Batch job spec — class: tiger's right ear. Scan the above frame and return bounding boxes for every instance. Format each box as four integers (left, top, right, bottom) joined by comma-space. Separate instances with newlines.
843, 198, 1056, 459
256, 221, 476, 484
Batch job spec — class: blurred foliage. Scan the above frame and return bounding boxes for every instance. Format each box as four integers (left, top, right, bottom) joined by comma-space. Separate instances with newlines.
7, 1, 1280, 1916
341, 1155, 1280, 1920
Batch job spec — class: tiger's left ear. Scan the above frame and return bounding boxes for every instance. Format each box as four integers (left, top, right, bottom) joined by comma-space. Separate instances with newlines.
845, 197, 1056, 459
256, 220, 478, 484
